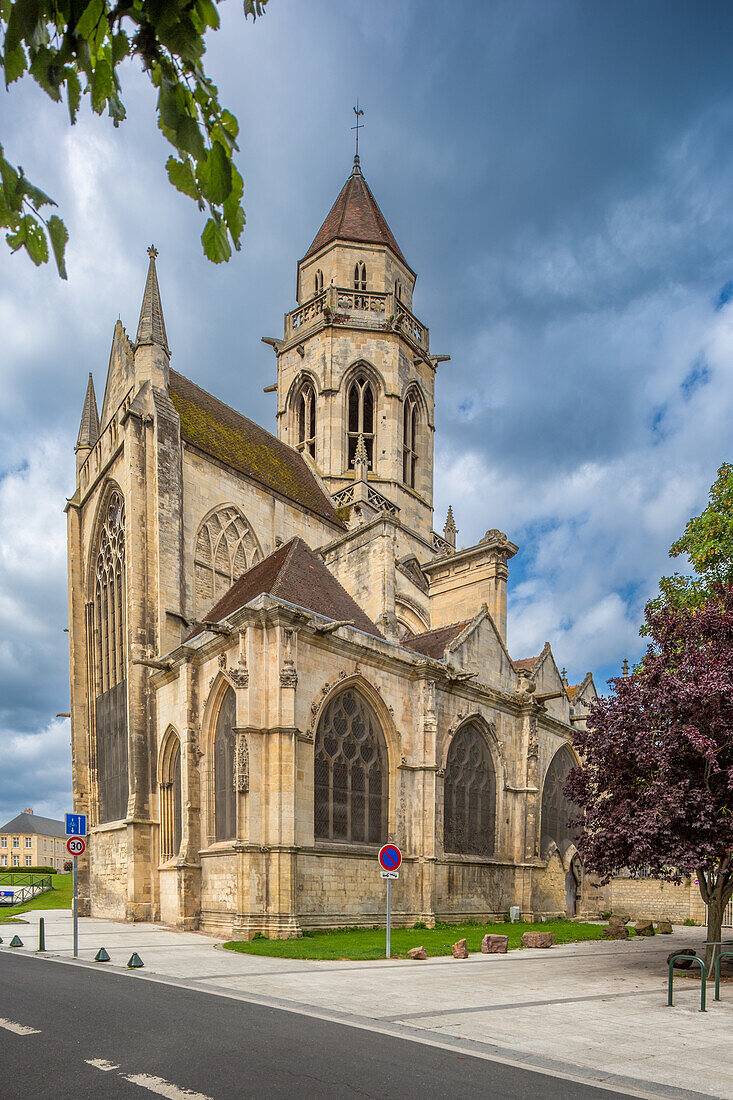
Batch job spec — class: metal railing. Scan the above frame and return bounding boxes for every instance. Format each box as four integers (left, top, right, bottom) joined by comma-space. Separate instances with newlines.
0, 873, 52, 906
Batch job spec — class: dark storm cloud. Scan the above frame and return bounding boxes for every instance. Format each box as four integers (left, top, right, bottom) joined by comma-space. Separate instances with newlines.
3, 0, 733, 814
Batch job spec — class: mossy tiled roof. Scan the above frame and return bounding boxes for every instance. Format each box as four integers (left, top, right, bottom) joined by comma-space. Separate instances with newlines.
402, 620, 471, 659
169, 370, 344, 528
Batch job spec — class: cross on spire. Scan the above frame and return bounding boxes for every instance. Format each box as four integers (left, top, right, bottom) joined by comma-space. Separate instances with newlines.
352, 100, 364, 160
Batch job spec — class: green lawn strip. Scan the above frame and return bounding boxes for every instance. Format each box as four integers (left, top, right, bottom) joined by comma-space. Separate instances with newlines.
0, 874, 73, 918
223, 919, 605, 960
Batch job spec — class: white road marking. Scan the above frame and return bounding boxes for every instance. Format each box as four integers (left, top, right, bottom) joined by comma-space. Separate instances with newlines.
120, 1073, 213, 1100
85, 1058, 120, 1071
0, 1017, 40, 1036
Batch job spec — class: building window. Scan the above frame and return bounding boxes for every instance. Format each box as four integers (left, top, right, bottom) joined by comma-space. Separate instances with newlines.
296, 380, 317, 459
395, 280, 402, 301
347, 373, 375, 469
314, 688, 388, 845
1, 855, 6, 866
12, 837, 18, 848
402, 393, 418, 488
24, 837, 31, 848
354, 262, 367, 291
314, 269, 324, 295
443, 723, 496, 857
213, 686, 237, 842
25, 856, 32, 867
194, 505, 260, 618
0, 837, 6, 847
160, 732, 183, 862
92, 489, 129, 825
12, 855, 19, 866
540, 746, 580, 858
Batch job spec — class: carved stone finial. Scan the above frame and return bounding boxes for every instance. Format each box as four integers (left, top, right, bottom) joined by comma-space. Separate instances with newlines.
622, 658, 630, 678
353, 433, 369, 483
444, 505, 457, 548
147, 244, 159, 259
561, 667, 568, 686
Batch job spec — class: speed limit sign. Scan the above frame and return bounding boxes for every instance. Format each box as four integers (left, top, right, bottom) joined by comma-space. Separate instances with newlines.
66, 836, 86, 857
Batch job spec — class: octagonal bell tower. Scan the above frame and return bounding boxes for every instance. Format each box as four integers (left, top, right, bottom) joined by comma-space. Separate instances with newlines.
265, 155, 445, 545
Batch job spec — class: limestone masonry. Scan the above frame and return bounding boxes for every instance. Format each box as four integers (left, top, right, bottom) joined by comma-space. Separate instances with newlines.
67, 157, 601, 935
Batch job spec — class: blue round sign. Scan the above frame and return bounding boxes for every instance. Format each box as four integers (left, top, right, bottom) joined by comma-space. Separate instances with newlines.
378, 843, 402, 871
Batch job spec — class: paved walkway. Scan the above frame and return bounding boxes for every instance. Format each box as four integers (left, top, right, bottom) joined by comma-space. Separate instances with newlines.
2, 910, 729, 1100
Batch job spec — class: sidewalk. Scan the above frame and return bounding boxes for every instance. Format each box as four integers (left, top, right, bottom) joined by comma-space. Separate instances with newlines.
3, 909, 729, 1100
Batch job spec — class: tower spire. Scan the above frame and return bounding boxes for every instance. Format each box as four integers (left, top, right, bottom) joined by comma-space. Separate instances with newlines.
75, 373, 100, 451
135, 245, 169, 354
352, 101, 364, 165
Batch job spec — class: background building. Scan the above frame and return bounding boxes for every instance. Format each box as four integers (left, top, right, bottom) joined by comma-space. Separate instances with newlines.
0, 809, 67, 870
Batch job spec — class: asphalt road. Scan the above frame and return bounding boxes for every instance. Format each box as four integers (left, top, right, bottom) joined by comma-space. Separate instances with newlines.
0, 951, 637, 1100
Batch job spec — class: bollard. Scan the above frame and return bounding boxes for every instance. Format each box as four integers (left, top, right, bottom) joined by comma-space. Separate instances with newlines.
38, 917, 45, 952
127, 952, 144, 969
9, 935, 23, 948
95, 947, 110, 962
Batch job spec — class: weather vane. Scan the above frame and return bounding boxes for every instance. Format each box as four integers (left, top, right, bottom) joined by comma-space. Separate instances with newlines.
352, 100, 364, 158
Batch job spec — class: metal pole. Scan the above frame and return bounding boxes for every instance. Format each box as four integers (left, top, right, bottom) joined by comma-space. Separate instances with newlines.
38, 916, 45, 952
73, 854, 78, 959
386, 876, 391, 959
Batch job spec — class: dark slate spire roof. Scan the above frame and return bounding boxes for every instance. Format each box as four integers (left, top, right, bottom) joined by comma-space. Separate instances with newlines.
302, 156, 413, 273
186, 537, 383, 641
135, 245, 169, 353
75, 372, 100, 451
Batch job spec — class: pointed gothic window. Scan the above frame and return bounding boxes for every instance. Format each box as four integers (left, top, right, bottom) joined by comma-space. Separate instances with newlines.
403, 393, 418, 488
160, 732, 182, 862
347, 373, 375, 469
354, 262, 367, 291
314, 269, 324, 295
395, 280, 402, 301
314, 688, 388, 844
296, 380, 316, 459
214, 686, 237, 842
443, 723, 496, 856
91, 489, 129, 824
540, 746, 580, 858
194, 506, 260, 617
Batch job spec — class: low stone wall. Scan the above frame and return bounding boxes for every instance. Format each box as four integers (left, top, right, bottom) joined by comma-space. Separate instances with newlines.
605, 876, 707, 924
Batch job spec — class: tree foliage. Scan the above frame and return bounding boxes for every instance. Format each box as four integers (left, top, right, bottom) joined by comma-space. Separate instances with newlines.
645, 462, 733, 627
567, 588, 733, 961
0, 0, 267, 278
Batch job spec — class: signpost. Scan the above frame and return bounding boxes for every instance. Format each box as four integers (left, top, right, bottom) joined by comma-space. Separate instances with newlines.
65, 814, 87, 959
378, 844, 402, 958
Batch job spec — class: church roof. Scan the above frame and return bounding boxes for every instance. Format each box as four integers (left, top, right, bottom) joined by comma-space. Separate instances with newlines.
302, 156, 413, 273
566, 684, 579, 701
402, 620, 471, 659
0, 811, 66, 838
187, 537, 383, 640
168, 371, 344, 528
135, 246, 169, 353
513, 656, 539, 672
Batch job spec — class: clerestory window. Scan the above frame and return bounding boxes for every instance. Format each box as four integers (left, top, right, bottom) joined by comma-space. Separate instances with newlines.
443, 723, 496, 856
213, 686, 237, 842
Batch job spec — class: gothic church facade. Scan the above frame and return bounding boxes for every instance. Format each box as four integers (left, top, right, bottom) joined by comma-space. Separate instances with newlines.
67, 155, 597, 935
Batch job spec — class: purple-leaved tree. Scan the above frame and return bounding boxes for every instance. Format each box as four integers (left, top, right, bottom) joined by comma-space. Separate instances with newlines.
567, 587, 733, 966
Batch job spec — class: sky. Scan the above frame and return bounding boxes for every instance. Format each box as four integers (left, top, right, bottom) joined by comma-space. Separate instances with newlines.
2, 0, 733, 823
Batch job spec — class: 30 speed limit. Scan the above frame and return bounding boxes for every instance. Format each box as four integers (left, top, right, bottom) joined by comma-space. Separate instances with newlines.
66, 836, 86, 857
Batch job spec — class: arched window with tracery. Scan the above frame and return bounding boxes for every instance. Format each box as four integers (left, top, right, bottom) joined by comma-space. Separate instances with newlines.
540, 745, 580, 857
354, 262, 367, 291
314, 688, 388, 844
296, 380, 316, 459
443, 723, 496, 856
403, 392, 418, 488
347, 373, 375, 469
194, 506, 260, 617
91, 489, 129, 824
213, 686, 236, 842
314, 269, 324, 295
160, 732, 182, 862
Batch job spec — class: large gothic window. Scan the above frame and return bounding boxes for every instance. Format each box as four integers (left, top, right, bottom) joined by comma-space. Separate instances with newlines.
347, 373, 375, 470
314, 688, 388, 844
443, 723, 496, 856
160, 732, 182, 862
213, 686, 237, 842
540, 745, 580, 858
194, 506, 260, 617
402, 392, 418, 488
92, 489, 129, 824
296, 380, 316, 459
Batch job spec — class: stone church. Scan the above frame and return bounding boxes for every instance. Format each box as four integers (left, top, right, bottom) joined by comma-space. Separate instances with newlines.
66, 154, 598, 936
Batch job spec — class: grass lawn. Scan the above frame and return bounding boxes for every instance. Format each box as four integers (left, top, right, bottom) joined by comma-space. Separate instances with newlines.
0, 874, 73, 922
223, 919, 605, 961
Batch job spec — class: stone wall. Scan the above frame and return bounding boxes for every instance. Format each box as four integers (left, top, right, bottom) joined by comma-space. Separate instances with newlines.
88, 824, 128, 919
604, 876, 707, 924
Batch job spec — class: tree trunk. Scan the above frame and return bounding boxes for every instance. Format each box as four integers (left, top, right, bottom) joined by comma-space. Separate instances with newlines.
699, 861, 733, 972
705, 888, 725, 973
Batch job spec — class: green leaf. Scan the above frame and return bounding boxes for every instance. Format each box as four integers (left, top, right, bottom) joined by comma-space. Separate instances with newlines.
3, 44, 27, 85
23, 179, 55, 208
90, 57, 113, 114
47, 215, 68, 279
66, 67, 81, 122
200, 140, 231, 205
201, 216, 231, 263
111, 30, 129, 66
5, 0, 44, 54
75, 0, 106, 43
24, 219, 49, 265
166, 155, 199, 201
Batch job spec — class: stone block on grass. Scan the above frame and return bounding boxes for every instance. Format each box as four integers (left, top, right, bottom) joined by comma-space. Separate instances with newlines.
520, 931, 556, 949
603, 923, 629, 940
634, 920, 655, 936
451, 938, 469, 958
407, 946, 427, 960
481, 933, 508, 954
